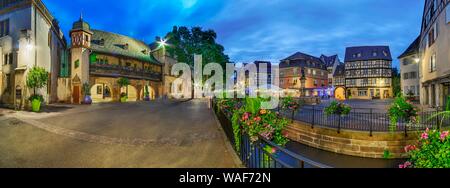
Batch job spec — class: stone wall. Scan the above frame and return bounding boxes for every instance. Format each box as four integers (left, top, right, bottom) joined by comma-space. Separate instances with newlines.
285, 121, 420, 158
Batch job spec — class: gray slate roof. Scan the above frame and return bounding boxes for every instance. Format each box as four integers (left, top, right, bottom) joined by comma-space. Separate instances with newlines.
254, 61, 272, 72
90, 29, 161, 64
333, 64, 345, 77
280, 52, 327, 70
320, 54, 339, 67
398, 36, 420, 59
344, 46, 392, 62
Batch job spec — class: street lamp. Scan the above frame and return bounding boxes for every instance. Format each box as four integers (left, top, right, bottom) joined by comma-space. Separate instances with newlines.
300, 68, 307, 97
157, 38, 168, 49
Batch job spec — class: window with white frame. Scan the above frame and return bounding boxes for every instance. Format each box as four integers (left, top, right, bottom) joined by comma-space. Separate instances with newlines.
430, 53, 437, 72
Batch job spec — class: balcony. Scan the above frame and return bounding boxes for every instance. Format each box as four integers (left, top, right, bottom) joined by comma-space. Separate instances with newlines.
89, 63, 162, 81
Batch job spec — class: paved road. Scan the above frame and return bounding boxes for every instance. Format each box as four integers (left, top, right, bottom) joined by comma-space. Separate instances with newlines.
0, 100, 239, 168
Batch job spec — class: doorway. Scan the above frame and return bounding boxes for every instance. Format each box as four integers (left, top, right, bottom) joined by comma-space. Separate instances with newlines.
73, 86, 80, 104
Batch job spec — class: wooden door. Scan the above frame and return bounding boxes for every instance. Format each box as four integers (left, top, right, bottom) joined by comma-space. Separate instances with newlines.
73, 86, 80, 104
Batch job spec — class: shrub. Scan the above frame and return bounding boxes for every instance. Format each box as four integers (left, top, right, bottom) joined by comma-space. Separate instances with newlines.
144, 86, 150, 97
388, 96, 418, 131
324, 101, 351, 116
117, 77, 130, 96
281, 96, 304, 111
402, 129, 450, 168
82, 82, 91, 96
238, 98, 288, 146
26, 66, 48, 96
28, 95, 44, 102
230, 98, 290, 150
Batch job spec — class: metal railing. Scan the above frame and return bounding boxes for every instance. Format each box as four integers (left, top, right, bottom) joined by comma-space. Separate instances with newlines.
89, 63, 162, 80
213, 100, 331, 168
280, 106, 449, 136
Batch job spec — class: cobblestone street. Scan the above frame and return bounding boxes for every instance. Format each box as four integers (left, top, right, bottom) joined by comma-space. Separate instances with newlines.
0, 100, 239, 168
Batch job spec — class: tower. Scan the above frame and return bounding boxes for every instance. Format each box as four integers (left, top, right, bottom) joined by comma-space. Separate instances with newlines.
70, 14, 93, 104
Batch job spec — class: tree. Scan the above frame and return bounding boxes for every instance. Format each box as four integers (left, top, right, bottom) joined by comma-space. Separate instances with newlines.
26, 66, 49, 99
392, 67, 401, 97
160, 26, 230, 92
82, 82, 91, 97
117, 77, 130, 96
163, 26, 229, 68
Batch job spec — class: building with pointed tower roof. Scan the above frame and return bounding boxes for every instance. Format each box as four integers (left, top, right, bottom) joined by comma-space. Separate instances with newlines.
68, 15, 163, 104
320, 54, 342, 97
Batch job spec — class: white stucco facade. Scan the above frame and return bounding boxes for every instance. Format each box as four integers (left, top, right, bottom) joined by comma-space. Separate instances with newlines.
0, 0, 67, 108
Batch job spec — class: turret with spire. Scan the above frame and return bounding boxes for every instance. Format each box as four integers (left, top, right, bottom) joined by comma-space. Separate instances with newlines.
69, 12, 93, 104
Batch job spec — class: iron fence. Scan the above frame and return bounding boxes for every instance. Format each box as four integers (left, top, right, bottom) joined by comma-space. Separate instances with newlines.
280, 106, 449, 136
213, 100, 331, 168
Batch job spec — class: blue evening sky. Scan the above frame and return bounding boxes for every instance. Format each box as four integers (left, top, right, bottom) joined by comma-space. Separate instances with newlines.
43, 0, 424, 68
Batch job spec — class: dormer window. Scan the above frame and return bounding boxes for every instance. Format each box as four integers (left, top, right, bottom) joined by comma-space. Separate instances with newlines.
372, 52, 377, 57
357, 53, 362, 57
99, 38, 105, 46
142, 49, 148, 54
124, 43, 129, 50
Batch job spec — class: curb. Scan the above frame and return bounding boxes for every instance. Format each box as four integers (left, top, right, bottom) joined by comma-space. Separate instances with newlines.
211, 108, 245, 168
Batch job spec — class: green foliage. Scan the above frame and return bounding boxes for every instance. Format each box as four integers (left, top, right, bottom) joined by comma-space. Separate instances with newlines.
281, 96, 303, 111
144, 86, 150, 97
388, 96, 418, 131
26, 66, 48, 94
117, 77, 130, 88
406, 90, 415, 100
219, 98, 290, 151
447, 96, 450, 111
162, 26, 229, 81
324, 101, 351, 116
236, 98, 289, 146
28, 95, 44, 102
26, 66, 48, 108
383, 150, 392, 159
74, 60, 80, 68
82, 82, 91, 96
392, 68, 401, 97
427, 96, 450, 129
244, 98, 262, 115
89, 53, 98, 63
231, 108, 243, 151
402, 129, 450, 168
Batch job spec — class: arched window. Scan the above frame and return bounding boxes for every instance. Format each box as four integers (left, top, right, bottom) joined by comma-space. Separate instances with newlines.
104, 86, 111, 98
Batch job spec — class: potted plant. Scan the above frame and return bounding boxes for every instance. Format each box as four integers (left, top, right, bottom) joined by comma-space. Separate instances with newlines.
406, 90, 415, 101
324, 101, 352, 117
143, 86, 150, 101
117, 77, 130, 103
120, 92, 128, 103
388, 95, 418, 132
26, 67, 49, 112
82, 82, 92, 104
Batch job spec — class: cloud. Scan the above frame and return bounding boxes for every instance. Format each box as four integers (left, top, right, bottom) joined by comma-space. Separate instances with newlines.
43, 0, 424, 67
